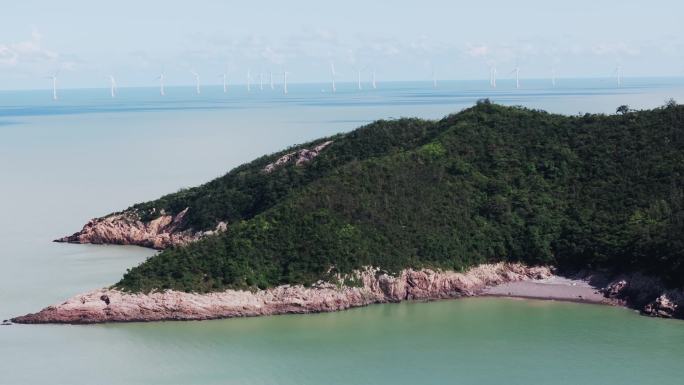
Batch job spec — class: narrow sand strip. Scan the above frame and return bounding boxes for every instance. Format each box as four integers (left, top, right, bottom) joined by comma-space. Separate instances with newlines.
481, 276, 610, 304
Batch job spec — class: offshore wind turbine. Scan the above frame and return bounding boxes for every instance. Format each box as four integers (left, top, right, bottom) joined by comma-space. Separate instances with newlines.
191, 70, 201, 94
221, 73, 228, 93
511, 66, 520, 89
427, 61, 437, 89
109, 75, 117, 98
259, 72, 264, 91
247, 69, 252, 92
270, 71, 274, 90
357, 68, 362, 90
551, 68, 556, 88
615, 65, 623, 88
330, 62, 336, 93
283, 71, 289, 94
49, 74, 58, 100
157, 73, 165, 96
372, 69, 377, 89
489, 66, 497, 88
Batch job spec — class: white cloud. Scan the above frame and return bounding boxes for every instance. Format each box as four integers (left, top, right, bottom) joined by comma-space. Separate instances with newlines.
591, 42, 640, 56
261, 46, 285, 65
466, 44, 490, 58
0, 46, 18, 66
0, 28, 59, 68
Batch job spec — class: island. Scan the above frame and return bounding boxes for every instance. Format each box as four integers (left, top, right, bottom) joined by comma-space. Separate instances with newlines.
13, 100, 684, 323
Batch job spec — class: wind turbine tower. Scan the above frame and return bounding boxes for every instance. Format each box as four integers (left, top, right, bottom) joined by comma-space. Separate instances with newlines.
514, 66, 520, 89
372, 70, 377, 89
357, 69, 362, 90
616, 65, 623, 88
221, 73, 228, 93
432, 70, 437, 89
109, 75, 117, 98
270, 71, 274, 90
191, 70, 201, 94
259, 72, 264, 91
247, 69, 251, 92
283, 71, 289, 94
330, 62, 336, 93
50, 74, 58, 100
508, 65, 521, 89
490, 66, 497, 88
551, 68, 556, 88
158, 73, 165, 96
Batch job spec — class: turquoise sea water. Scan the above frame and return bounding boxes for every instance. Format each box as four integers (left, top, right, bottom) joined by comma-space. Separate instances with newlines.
1, 79, 684, 385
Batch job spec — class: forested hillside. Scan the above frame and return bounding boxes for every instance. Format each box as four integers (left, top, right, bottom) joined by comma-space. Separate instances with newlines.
116, 100, 684, 293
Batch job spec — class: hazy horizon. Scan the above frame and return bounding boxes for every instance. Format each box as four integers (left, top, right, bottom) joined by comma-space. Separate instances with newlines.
2, 0, 684, 90
4, 76, 684, 94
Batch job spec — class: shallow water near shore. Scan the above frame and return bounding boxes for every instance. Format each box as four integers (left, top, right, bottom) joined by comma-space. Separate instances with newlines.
2, 79, 684, 384
4, 299, 684, 385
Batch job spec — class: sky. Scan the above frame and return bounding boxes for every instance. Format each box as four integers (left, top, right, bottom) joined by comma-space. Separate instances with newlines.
1, 0, 683, 90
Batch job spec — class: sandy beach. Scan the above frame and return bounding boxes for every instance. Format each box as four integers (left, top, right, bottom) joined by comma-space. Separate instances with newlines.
482, 276, 612, 304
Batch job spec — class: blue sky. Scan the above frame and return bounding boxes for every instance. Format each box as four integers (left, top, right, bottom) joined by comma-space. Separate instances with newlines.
2, 0, 683, 89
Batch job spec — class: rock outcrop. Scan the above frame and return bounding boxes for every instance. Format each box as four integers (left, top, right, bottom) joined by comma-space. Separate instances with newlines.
643, 294, 682, 318
601, 273, 684, 319
263, 141, 333, 173
12, 263, 551, 324
55, 208, 226, 250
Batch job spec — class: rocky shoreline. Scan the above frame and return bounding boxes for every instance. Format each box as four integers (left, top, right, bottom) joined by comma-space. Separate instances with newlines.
55, 207, 226, 250
13, 263, 551, 324
12, 263, 683, 324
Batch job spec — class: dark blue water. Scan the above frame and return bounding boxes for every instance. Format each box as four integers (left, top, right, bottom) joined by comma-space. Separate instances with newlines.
2, 78, 682, 120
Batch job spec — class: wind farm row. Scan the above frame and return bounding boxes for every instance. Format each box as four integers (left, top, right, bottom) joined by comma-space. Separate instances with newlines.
43, 64, 627, 101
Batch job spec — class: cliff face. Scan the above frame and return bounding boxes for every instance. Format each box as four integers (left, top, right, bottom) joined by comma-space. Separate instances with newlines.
12, 263, 551, 324
54, 208, 227, 250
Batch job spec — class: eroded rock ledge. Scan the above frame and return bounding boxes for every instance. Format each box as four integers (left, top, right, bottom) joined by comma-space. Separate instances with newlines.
13, 263, 551, 324
54, 207, 226, 250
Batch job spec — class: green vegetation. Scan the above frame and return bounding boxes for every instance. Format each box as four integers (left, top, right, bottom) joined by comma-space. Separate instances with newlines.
116, 101, 684, 293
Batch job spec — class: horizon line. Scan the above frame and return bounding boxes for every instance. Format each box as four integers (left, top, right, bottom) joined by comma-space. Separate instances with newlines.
2, 75, 683, 93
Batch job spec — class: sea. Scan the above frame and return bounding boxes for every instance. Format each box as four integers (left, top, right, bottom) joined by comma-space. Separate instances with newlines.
1, 78, 684, 385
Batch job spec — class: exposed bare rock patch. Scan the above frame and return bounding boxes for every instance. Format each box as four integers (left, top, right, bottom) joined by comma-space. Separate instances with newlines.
263, 141, 333, 173
55, 208, 227, 250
